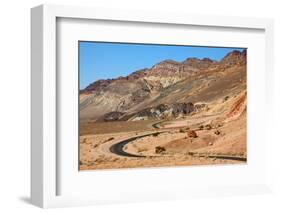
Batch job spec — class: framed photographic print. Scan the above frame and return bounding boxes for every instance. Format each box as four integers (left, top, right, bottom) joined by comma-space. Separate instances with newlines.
31, 4, 274, 208
78, 41, 248, 170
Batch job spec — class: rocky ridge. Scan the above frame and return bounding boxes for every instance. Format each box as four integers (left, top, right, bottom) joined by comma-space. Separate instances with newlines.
80, 50, 246, 122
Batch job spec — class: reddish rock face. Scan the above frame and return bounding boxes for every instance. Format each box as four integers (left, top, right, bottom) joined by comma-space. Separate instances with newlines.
182, 57, 214, 71
81, 50, 246, 94
80, 50, 247, 122
220, 50, 247, 67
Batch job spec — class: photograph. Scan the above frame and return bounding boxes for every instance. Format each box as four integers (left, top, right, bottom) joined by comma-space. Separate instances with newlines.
79, 41, 247, 170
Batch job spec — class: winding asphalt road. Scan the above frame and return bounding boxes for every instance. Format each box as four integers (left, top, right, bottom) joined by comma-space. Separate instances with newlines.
109, 120, 247, 162
109, 132, 166, 157
109, 132, 246, 162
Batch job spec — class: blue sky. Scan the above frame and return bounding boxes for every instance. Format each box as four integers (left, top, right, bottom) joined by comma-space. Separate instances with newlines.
79, 41, 245, 89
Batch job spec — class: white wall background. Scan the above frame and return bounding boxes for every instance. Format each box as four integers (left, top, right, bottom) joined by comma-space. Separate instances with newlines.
0, 0, 280, 212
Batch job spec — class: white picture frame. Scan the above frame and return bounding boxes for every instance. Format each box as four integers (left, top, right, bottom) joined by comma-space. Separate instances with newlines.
31, 4, 274, 208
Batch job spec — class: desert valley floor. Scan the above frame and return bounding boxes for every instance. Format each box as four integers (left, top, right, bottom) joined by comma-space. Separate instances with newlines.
79, 92, 247, 170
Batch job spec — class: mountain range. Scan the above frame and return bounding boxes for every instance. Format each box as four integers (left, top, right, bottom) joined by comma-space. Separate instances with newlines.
79, 50, 246, 122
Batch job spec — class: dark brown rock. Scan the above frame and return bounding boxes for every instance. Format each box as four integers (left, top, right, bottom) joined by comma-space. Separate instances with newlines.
155, 146, 166, 154
214, 130, 221, 135
187, 130, 198, 138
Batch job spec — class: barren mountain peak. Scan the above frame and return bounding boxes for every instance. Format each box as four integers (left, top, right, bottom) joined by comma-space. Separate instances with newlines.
80, 49, 246, 97
221, 50, 246, 67
202, 57, 214, 62
81, 78, 113, 94
184, 56, 213, 62
151, 59, 180, 68
222, 50, 244, 60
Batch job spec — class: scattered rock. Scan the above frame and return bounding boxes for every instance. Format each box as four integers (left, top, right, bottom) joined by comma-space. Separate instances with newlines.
188, 152, 194, 156
208, 142, 213, 146
199, 125, 204, 130
155, 146, 166, 154
224, 96, 230, 102
187, 130, 198, 138
214, 130, 221, 135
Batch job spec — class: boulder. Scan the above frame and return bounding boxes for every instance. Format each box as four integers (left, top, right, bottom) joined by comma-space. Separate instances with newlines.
187, 130, 198, 138
155, 146, 166, 154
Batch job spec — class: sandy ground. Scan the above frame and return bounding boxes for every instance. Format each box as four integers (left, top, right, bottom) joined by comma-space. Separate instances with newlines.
79, 93, 246, 170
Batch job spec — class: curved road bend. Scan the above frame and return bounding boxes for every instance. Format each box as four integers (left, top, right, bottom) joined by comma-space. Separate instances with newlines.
109, 132, 166, 157
110, 120, 247, 162
110, 132, 247, 162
